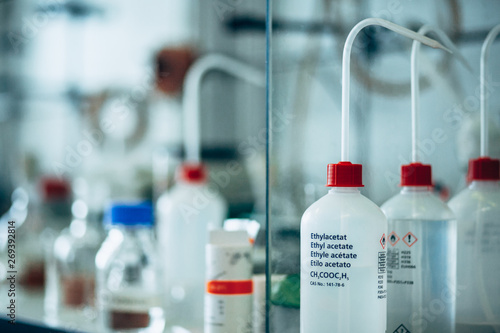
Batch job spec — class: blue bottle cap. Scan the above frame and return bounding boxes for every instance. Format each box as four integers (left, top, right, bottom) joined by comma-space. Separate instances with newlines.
107, 202, 154, 226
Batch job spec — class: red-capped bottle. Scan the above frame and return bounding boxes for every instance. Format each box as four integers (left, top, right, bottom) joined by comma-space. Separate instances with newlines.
300, 162, 387, 332
381, 163, 456, 333
156, 163, 227, 331
449, 157, 500, 332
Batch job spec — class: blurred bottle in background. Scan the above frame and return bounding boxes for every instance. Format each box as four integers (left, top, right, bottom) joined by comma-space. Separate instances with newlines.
38, 176, 73, 255
44, 178, 104, 330
381, 163, 457, 333
450, 157, 500, 333
95, 202, 165, 333
157, 163, 227, 332
5, 177, 71, 323
16, 177, 71, 291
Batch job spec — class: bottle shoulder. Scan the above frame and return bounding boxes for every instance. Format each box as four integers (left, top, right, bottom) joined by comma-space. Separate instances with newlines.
96, 230, 125, 270
97, 231, 157, 273
157, 183, 226, 208
449, 186, 500, 216
156, 184, 227, 228
381, 190, 455, 220
302, 191, 386, 223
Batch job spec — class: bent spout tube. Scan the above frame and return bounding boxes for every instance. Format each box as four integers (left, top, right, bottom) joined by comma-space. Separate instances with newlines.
340, 18, 450, 162
480, 24, 500, 157
411, 25, 469, 162
182, 54, 266, 163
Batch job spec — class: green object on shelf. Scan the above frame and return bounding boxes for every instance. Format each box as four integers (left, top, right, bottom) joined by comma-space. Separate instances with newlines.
271, 274, 300, 309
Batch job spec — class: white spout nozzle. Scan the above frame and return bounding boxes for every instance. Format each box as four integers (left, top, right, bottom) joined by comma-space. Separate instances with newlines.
341, 18, 449, 162
480, 24, 500, 157
411, 25, 471, 163
183, 54, 266, 164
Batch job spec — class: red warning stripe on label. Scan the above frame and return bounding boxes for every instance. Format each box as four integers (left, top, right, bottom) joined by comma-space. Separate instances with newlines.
206, 280, 253, 295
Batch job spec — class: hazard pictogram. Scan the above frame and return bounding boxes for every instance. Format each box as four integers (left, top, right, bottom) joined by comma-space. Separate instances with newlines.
380, 234, 386, 249
388, 231, 400, 246
403, 232, 418, 247
393, 323, 411, 333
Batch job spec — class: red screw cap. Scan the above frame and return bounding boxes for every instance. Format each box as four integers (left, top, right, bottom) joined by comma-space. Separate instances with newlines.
178, 163, 207, 184
327, 162, 364, 187
467, 157, 500, 181
401, 163, 432, 186
40, 177, 71, 200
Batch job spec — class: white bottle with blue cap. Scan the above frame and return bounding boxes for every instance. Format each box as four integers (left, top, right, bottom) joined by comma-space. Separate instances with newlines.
95, 202, 165, 333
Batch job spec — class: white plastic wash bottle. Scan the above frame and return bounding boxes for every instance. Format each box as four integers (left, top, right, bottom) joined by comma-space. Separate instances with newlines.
381, 163, 456, 333
300, 162, 387, 332
450, 158, 500, 333
451, 23, 500, 333
380, 22, 462, 333
156, 163, 227, 332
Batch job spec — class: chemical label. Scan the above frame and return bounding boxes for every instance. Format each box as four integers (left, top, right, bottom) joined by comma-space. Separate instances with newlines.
99, 291, 161, 313
387, 248, 415, 285
204, 293, 253, 333
308, 233, 356, 286
402, 232, 418, 247
387, 248, 399, 270
378, 252, 387, 300
388, 231, 400, 246
481, 219, 500, 253
393, 324, 411, 333
306, 231, 387, 301
378, 252, 386, 274
380, 234, 387, 249
462, 217, 500, 252
206, 280, 253, 295
387, 227, 417, 286
301, 221, 387, 332
387, 219, 456, 333
205, 295, 226, 325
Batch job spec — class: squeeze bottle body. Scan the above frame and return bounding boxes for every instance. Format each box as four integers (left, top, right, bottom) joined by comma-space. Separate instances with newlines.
381, 163, 456, 333
300, 162, 387, 333
449, 157, 500, 333
156, 163, 227, 332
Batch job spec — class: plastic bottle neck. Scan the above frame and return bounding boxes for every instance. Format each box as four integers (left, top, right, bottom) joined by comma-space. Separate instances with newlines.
401, 186, 432, 194
328, 187, 360, 194
110, 225, 154, 245
113, 224, 153, 233
177, 178, 207, 188
469, 180, 500, 191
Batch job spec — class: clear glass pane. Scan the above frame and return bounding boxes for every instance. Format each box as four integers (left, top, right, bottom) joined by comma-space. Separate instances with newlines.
267, 1, 500, 332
